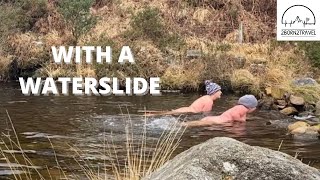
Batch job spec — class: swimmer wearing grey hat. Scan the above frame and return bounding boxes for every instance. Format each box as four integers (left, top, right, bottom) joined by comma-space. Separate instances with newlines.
182, 94, 258, 127
145, 80, 222, 116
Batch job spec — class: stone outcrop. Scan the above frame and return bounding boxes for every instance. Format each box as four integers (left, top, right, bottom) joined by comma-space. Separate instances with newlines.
143, 137, 320, 180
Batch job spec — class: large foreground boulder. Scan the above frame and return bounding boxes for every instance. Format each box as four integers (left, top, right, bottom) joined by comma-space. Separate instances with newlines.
143, 137, 320, 180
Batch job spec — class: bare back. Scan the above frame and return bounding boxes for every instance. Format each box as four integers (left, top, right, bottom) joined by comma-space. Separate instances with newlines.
189, 95, 213, 112
219, 105, 247, 122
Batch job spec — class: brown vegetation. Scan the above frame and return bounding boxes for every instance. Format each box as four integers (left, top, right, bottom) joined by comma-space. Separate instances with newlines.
0, 0, 319, 99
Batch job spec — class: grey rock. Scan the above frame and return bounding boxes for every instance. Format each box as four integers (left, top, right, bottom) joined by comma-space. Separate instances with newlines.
143, 137, 320, 180
186, 50, 202, 58
293, 78, 318, 86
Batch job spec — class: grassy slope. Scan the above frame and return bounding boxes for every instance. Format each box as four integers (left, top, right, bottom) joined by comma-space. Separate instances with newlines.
0, 0, 319, 100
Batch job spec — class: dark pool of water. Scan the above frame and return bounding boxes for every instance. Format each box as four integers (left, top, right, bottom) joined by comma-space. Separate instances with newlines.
0, 82, 319, 178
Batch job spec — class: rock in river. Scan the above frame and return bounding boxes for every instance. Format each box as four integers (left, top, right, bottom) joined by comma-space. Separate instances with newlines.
290, 95, 305, 106
288, 121, 309, 132
143, 137, 320, 180
280, 107, 298, 115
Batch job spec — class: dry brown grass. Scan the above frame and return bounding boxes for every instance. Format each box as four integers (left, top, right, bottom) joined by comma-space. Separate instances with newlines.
1, 0, 318, 99
0, 54, 12, 80
34, 2, 66, 34
192, 8, 212, 25
224, 42, 319, 100
8, 33, 47, 68
230, 69, 261, 94
161, 60, 205, 90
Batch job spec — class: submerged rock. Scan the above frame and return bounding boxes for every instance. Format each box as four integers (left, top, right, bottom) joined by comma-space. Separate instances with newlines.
277, 99, 287, 106
143, 137, 320, 180
266, 119, 296, 129
288, 121, 309, 132
288, 121, 320, 140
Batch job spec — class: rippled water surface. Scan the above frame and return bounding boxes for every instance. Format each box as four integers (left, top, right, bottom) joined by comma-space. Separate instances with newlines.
0, 83, 319, 179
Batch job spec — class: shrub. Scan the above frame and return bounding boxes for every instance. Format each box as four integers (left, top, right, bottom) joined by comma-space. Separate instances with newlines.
299, 42, 320, 68
19, 0, 48, 31
0, 0, 48, 31
129, 7, 184, 51
58, 0, 97, 45
131, 7, 164, 40
0, 0, 47, 50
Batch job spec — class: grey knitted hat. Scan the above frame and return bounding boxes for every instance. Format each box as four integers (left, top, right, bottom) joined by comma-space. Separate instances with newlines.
238, 95, 258, 109
205, 80, 221, 95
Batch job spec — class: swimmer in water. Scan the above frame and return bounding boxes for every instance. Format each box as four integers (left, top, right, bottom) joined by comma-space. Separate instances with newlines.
181, 94, 258, 127
146, 80, 222, 116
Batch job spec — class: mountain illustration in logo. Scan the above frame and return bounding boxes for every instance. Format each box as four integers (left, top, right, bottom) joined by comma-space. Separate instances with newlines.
281, 5, 316, 27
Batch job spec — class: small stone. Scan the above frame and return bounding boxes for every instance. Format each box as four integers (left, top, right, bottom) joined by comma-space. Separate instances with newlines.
288, 121, 309, 132
290, 95, 305, 106
186, 49, 202, 58
291, 126, 308, 134
265, 87, 272, 95
277, 105, 286, 109
280, 107, 298, 115
277, 100, 287, 106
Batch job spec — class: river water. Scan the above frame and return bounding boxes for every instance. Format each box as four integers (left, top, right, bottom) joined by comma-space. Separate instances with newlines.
0, 83, 319, 179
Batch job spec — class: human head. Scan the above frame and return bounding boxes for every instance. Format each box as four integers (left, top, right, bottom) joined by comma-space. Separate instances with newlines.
238, 94, 258, 112
205, 80, 222, 99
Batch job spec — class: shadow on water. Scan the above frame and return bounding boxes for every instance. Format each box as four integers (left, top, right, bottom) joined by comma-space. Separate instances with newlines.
0, 82, 319, 178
